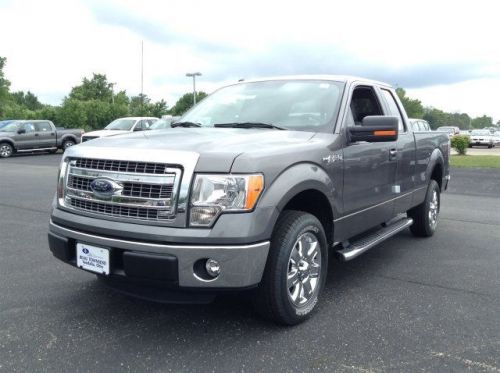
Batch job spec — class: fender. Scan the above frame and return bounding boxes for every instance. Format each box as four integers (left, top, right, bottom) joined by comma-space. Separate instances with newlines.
425, 148, 444, 185
0, 138, 16, 150
258, 162, 340, 220
60, 134, 77, 144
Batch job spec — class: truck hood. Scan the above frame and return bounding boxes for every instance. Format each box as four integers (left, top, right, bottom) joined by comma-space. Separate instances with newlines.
83, 129, 129, 138
74, 128, 315, 172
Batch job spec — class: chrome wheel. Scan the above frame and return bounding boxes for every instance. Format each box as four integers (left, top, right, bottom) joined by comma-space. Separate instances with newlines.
287, 232, 322, 307
428, 190, 439, 229
63, 141, 75, 149
0, 143, 13, 158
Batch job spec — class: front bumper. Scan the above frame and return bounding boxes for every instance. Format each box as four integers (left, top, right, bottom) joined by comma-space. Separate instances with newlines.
48, 220, 270, 290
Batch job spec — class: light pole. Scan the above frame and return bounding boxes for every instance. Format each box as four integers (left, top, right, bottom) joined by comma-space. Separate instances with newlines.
110, 82, 116, 105
186, 72, 202, 105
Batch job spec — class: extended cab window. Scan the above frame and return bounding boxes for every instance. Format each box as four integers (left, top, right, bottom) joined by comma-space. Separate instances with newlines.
346, 86, 383, 127
381, 89, 405, 132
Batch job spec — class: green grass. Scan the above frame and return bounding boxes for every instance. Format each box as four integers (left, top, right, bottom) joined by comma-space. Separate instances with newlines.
450, 155, 500, 168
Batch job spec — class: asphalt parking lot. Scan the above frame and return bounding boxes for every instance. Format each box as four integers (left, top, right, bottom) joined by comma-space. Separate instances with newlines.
1, 153, 499, 372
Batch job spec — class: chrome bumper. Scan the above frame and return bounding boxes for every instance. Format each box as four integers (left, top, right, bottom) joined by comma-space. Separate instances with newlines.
49, 220, 270, 288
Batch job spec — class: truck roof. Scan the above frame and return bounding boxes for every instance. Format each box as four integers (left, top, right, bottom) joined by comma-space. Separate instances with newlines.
234, 75, 392, 88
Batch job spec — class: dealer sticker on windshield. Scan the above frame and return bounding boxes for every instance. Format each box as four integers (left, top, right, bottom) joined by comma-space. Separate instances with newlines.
76, 243, 110, 275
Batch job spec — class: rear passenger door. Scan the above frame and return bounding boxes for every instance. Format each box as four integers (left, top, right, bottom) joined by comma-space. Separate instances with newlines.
34, 121, 56, 148
380, 88, 416, 213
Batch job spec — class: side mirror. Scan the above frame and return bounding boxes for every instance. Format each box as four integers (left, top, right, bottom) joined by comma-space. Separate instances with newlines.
348, 116, 399, 143
17, 128, 26, 134
133, 127, 143, 132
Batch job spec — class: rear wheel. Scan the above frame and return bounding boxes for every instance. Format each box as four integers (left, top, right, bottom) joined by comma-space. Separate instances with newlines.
62, 139, 75, 150
253, 210, 328, 325
0, 142, 14, 158
407, 180, 440, 237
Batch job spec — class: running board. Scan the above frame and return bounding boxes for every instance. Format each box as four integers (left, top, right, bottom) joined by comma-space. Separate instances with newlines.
336, 217, 413, 261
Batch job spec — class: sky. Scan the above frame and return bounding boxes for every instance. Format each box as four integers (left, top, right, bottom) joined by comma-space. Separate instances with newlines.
0, 0, 499, 121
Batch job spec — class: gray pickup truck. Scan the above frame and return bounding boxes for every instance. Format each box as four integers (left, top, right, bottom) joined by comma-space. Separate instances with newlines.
0, 120, 83, 158
48, 76, 450, 325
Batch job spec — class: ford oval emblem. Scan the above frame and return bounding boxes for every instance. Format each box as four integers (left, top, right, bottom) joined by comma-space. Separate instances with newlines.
82, 248, 89, 254
90, 178, 122, 198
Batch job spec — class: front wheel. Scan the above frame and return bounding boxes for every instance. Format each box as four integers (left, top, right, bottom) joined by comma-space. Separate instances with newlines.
407, 180, 440, 237
253, 210, 328, 325
0, 142, 14, 158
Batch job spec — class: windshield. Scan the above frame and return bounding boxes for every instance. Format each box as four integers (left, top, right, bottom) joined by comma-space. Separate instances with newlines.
105, 118, 137, 131
0, 122, 19, 132
149, 119, 172, 130
180, 80, 345, 132
471, 130, 490, 136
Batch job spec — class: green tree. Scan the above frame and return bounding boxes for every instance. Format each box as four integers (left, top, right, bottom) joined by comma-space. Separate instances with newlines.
169, 91, 207, 116
129, 94, 168, 117
396, 88, 424, 119
11, 90, 43, 111
69, 73, 114, 102
471, 115, 492, 129
0, 56, 12, 117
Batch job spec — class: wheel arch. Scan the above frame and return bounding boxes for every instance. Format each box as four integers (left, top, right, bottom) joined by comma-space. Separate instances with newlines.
259, 163, 338, 246
427, 149, 444, 190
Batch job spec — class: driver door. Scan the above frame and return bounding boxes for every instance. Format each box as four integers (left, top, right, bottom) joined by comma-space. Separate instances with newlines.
13, 122, 37, 149
338, 85, 398, 239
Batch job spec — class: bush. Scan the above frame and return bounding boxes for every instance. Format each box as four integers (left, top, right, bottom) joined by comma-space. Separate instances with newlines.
451, 135, 470, 155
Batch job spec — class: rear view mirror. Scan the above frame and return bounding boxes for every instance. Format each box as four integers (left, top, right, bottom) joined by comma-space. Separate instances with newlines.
348, 116, 399, 143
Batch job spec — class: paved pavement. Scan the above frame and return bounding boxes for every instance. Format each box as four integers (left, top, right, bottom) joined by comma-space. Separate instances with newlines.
1, 153, 499, 372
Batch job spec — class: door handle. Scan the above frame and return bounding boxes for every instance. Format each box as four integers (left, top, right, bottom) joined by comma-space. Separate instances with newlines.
389, 148, 397, 160
34, 133, 39, 137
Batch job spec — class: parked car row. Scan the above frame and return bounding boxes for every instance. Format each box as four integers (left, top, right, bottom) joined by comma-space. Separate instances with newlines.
0, 116, 186, 158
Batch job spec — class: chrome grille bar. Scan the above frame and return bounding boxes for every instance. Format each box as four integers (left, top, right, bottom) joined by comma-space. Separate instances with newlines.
63, 157, 181, 223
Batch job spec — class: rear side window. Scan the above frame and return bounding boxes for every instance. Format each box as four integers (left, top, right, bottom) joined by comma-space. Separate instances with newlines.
381, 89, 405, 132
35, 122, 52, 132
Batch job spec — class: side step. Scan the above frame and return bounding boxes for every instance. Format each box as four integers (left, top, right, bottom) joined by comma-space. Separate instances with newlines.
336, 217, 413, 261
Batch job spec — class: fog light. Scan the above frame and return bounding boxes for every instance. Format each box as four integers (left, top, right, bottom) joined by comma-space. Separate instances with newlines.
205, 259, 221, 278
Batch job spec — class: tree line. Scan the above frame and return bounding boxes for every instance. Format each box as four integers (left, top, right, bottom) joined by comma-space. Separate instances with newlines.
0, 56, 496, 130
395, 88, 496, 130
0, 56, 206, 130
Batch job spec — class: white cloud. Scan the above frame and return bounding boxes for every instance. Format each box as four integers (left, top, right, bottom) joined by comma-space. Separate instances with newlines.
1, 0, 499, 121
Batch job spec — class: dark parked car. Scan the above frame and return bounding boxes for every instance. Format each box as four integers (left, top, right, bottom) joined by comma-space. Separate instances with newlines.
48, 76, 450, 325
0, 120, 83, 158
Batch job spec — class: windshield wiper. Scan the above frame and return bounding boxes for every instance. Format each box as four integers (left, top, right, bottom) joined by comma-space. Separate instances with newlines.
171, 121, 202, 128
213, 122, 286, 130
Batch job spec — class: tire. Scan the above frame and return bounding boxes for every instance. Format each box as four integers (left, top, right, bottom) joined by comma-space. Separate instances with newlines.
488, 144, 493, 149
49, 148, 58, 154
0, 142, 14, 158
253, 210, 328, 325
62, 139, 75, 150
407, 180, 440, 237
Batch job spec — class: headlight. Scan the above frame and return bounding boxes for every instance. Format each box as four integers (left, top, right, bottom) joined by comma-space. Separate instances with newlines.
189, 174, 264, 227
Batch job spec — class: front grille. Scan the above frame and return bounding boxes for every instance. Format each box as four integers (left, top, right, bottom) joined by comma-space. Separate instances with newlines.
64, 157, 181, 223
74, 158, 168, 174
69, 198, 167, 220
67, 175, 174, 199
